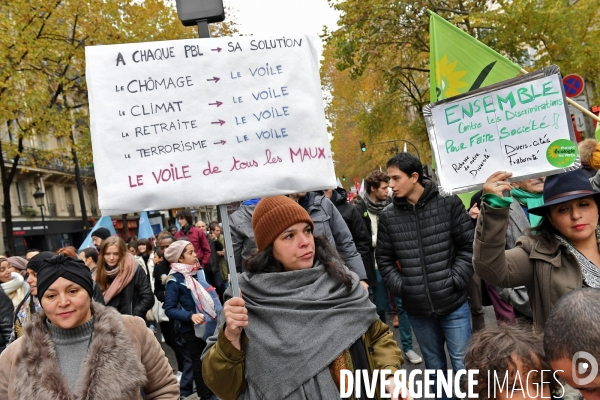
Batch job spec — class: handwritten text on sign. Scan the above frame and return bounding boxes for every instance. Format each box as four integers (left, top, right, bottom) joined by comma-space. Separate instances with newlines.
428, 72, 575, 193
86, 36, 335, 214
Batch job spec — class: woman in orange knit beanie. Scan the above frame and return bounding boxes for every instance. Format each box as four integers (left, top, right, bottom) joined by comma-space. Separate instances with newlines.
202, 196, 409, 400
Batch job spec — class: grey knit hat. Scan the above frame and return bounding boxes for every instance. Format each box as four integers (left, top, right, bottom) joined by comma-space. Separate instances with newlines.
164, 240, 191, 264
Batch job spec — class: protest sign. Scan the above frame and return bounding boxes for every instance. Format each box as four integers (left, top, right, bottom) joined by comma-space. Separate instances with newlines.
86, 35, 335, 214
424, 65, 579, 195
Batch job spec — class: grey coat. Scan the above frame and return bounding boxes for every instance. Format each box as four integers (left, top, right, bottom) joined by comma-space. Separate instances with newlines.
304, 192, 367, 280
229, 203, 257, 272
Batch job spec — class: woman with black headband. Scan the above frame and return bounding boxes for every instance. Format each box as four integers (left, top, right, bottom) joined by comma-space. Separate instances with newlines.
0, 254, 178, 399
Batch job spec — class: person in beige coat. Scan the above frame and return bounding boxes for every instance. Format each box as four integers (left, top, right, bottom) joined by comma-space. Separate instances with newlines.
473, 169, 600, 329
0, 254, 178, 400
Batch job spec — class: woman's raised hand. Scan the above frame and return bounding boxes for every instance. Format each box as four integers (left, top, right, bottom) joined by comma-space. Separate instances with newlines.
482, 171, 513, 197
223, 297, 248, 350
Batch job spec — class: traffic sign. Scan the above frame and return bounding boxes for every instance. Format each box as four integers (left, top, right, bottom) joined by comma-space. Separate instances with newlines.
563, 74, 585, 98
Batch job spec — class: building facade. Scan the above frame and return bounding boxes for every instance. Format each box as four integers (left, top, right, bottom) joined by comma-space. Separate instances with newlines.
0, 128, 99, 256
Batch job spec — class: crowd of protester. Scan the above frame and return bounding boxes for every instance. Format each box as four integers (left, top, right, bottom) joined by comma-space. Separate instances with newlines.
0, 151, 599, 399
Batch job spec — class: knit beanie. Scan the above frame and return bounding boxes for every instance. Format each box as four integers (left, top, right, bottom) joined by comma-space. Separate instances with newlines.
164, 240, 191, 264
7, 256, 27, 272
91, 227, 111, 240
252, 196, 314, 251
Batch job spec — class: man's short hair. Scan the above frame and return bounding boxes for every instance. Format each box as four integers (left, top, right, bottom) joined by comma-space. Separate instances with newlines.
544, 288, 600, 363
81, 247, 98, 264
209, 222, 220, 232
365, 170, 389, 195
386, 153, 423, 183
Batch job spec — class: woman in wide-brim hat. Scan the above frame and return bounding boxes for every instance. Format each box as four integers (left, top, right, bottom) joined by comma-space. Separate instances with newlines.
473, 169, 600, 328
202, 196, 408, 400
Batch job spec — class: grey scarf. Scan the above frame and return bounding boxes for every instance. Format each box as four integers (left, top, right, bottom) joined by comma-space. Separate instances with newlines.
363, 193, 390, 216
210, 263, 377, 399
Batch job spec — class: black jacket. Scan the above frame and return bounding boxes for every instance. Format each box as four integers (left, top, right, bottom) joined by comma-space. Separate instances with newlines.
0, 288, 13, 347
106, 266, 154, 318
153, 260, 170, 303
331, 188, 375, 287
354, 198, 381, 288
375, 178, 474, 316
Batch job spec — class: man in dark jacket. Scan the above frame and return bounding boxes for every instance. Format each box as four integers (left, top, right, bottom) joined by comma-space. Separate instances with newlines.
376, 153, 474, 399
355, 170, 422, 365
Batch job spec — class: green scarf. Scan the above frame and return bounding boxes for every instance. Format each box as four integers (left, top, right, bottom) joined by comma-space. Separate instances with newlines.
511, 188, 544, 227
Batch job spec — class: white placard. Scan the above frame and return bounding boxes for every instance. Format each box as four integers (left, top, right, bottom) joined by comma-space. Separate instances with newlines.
86, 35, 335, 214
425, 67, 578, 194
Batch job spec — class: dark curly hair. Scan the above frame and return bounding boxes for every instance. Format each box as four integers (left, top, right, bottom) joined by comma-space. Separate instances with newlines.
244, 234, 354, 290
527, 197, 600, 248
464, 324, 561, 399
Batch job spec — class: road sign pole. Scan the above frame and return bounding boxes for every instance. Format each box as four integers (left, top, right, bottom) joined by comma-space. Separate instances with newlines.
522, 69, 600, 125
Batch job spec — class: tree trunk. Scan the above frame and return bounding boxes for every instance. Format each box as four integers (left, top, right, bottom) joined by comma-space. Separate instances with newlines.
0, 130, 23, 256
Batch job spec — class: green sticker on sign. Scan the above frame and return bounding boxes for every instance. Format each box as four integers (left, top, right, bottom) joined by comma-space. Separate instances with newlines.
546, 139, 577, 168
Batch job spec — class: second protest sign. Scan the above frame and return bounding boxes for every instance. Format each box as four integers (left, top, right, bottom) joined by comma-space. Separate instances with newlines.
424, 65, 579, 195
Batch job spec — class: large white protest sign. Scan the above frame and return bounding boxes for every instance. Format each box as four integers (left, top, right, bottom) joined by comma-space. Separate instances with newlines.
424, 66, 579, 195
86, 35, 335, 214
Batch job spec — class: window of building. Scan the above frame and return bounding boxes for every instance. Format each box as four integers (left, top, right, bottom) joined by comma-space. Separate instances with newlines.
16, 181, 28, 206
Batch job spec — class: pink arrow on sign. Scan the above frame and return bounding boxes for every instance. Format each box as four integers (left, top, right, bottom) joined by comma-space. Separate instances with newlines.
213, 140, 226, 145
206, 77, 220, 83
211, 47, 222, 52
211, 119, 226, 126
209, 101, 223, 107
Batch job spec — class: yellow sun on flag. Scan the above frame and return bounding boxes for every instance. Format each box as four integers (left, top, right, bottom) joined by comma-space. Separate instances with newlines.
548, 145, 560, 159
436, 55, 469, 100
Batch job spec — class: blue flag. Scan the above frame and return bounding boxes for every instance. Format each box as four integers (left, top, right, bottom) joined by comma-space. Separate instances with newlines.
138, 211, 154, 239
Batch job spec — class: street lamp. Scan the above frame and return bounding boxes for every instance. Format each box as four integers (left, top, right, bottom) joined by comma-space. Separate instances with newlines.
33, 187, 46, 251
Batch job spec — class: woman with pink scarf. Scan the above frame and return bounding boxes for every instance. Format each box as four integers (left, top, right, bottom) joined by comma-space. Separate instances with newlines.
95, 236, 154, 318
164, 240, 221, 400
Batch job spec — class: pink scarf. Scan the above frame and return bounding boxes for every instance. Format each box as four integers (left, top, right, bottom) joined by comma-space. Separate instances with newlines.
103, 253, 137, 304
169, 263, 217, 319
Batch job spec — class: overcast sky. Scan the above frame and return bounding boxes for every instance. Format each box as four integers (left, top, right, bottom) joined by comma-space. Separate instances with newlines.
224, 0, 341, 52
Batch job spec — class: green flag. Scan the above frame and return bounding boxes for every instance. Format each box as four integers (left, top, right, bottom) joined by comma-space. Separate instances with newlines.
428, 10, 521, 103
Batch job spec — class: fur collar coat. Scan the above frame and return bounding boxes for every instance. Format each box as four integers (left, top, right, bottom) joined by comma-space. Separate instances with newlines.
0, 302, 179, 399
